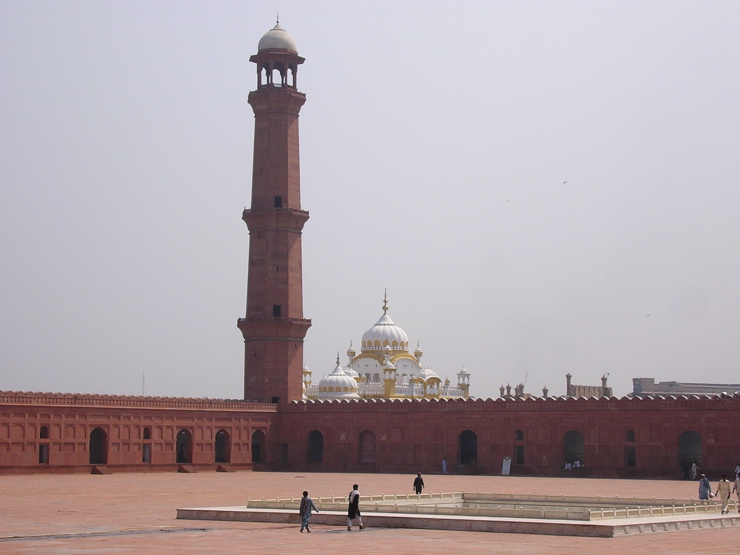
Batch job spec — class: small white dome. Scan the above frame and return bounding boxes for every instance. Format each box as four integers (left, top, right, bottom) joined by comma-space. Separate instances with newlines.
418, 368, 439, 381
258, 22, 298, 53
361, 296, 409, 352
318, 360, 360, 399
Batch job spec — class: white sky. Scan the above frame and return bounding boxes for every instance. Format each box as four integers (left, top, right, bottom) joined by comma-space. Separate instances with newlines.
1, 1, 738, 400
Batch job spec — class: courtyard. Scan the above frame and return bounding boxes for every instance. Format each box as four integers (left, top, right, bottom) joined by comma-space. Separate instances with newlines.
1, 471, 739, 553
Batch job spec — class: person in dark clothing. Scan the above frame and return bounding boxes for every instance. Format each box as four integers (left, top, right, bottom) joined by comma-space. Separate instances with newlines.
347, 484, 364, 530
299, 490, 318, 533
413, 472, 424, 494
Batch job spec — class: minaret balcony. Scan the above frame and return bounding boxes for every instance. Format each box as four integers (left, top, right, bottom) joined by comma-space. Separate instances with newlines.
237, 316, 311, 341
243, 208, 309, 233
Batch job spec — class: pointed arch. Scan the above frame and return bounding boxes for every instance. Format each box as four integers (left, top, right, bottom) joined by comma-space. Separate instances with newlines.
251, 430, 266, 463
176, 429, 193, 464
89, 427, 108, 465
459, 430, 477, 465
307, 430, 323, 463
359, 430, 376, 463
678, 430, 702, 469
215, 429, 231, 463
563, 430, 585, 464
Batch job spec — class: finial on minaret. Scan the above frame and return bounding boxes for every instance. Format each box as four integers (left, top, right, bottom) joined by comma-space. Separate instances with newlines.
276, 12, 279, 25
382, 290, 388, 315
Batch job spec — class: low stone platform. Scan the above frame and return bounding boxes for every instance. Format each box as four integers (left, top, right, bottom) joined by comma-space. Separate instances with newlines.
177, 492, 740, 537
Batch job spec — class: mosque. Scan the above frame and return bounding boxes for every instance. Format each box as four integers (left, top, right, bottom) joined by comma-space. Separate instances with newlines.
0, 22, 738, 477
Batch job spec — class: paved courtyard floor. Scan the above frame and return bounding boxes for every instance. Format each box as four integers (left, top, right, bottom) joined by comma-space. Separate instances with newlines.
1, 470, 738, 553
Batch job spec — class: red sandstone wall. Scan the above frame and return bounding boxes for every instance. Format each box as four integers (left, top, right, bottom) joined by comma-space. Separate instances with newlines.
3, 393, 738, 477
275, 396, 740, 478
0, 393, 277, 473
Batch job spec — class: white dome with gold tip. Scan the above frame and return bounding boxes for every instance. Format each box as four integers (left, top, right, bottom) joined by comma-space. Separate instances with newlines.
361, 295, 409, 352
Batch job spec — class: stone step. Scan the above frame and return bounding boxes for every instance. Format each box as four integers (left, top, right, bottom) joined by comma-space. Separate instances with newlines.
176, 505, 740, 537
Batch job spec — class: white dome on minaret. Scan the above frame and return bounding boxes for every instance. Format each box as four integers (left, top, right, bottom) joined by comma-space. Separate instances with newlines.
361, 293, 409, 352
258, 19, 298, 53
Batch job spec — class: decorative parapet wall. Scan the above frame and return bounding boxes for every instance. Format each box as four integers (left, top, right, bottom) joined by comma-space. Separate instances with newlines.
286, 393, 740, 412
0, 391, 276, 412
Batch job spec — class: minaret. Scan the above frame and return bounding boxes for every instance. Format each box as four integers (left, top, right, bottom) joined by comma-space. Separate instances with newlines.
237, 20, 311, 403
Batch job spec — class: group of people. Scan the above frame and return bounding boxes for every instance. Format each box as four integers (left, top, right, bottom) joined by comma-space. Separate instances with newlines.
697, 462, 740, 515
298, 484, 365, 533
299, 474, 430, 533
564, 460, 583, 471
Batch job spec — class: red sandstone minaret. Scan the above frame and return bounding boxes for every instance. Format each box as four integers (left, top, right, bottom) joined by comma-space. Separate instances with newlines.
238, 21, 311, 403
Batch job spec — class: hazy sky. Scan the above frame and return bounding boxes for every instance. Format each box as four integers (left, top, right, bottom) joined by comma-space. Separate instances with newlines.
1, 1, 738, 400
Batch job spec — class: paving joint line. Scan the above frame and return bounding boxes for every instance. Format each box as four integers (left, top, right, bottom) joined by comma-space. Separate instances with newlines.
0, 527, 210, 542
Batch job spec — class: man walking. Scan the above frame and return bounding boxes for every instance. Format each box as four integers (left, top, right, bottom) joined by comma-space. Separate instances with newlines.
347, 484, 364, 531
698, 474, 711, 501
413, 472, 424, 494
716, 474, 732, 514
299, 490, 318, 532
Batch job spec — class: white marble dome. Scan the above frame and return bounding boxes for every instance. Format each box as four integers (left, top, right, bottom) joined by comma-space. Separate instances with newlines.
361, 297, 409, 352
418, 368, 440, 381
258, 22, 298, 52
344, 365, 360, 379
318, 360, 360, 399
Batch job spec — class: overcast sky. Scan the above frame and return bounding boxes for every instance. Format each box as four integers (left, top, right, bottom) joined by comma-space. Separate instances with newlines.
1, 1, 738, 400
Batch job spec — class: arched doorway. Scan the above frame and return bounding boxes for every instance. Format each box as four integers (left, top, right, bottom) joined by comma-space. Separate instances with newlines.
215, 429, 230, 463
142, 427, 152, 463
563, 430, 585, 465
359, 430, 376, 463
251, 430, 265, 463
459, 430, 477, 465
89, 427, 108, 465
678, 430, 702, 469
307, 430, 323, 463
39, 426, 50, 464
176, 429, 192, 464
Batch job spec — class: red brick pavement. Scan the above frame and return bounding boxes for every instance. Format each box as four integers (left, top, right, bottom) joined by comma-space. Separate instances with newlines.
1, 471, 738, 553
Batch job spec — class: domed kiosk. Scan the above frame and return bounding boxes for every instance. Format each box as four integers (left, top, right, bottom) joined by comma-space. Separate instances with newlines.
257, 20, 298, 53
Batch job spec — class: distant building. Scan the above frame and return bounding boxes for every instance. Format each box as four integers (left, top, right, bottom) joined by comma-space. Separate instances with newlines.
632, 378, 740, 397
497, 374, 613, 400
303, 295, 470, 401
566, 373, 613, 398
